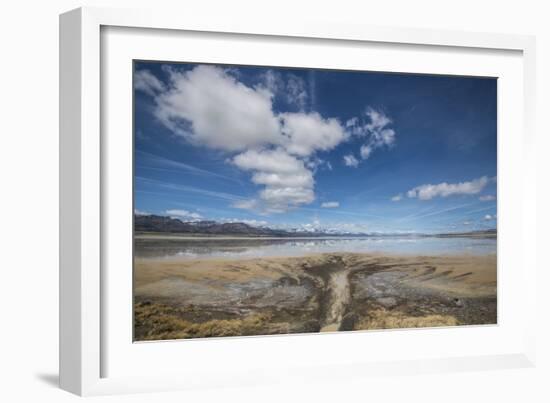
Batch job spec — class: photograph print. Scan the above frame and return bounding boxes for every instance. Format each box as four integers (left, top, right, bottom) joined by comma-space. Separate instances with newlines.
133, 61, 497, 341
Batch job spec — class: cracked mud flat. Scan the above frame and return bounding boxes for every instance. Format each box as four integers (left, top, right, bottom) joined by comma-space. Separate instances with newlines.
134, 253, 496, 341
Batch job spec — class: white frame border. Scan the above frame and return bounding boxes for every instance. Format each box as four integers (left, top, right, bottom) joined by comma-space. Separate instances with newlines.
59, 6, 537, 396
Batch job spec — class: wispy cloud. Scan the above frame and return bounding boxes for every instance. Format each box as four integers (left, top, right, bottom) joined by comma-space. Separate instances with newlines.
136, 150, 240, 183
134, 69, 165, 96
345, 108, 396, 165
390, 194, 403, 202
136, 176, 246, 202
321, 201, 339, 208
461, 205, 496, 216
301, 206, 383, 219
479, 195, 496, 202
262, 70, 308, 110
397, 202, 478, 221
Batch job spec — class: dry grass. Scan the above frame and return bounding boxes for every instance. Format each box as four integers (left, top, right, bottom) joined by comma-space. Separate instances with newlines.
134, 302, 273, 340
355, 308, 459, 330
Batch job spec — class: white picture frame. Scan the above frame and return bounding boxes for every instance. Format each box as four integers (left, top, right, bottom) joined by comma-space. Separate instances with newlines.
59, 6, 537, 396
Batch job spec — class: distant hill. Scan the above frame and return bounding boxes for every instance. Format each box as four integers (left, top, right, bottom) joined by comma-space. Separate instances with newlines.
434, 229, 497, 238
135, 214, 299, 237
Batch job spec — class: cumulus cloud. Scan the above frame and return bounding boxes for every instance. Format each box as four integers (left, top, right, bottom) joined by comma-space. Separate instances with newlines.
148, 65, 348, 213
154, 65, 281, 152
150, 66, 347, 213
343, 154, 359, 167
232, 148, 314, 213
479, 195, 496, 202
280, 112, 347, 157
406, 176, 490, 201
134, 69, 166, 96
232, 148, 306, 174
321, 201, 339, 208
146, 65, 395, 214
484, 214, 496, 221
391, 194, 403, 202
165, 209, 203, 221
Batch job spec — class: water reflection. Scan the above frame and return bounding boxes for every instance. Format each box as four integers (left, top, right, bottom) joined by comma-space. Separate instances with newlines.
135, 236, 497, 260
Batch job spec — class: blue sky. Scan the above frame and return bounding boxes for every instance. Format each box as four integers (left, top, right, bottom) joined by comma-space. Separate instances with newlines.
134, 61, 497, 234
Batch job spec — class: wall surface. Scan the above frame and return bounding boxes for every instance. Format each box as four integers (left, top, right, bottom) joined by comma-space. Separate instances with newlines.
0, 0, 548, 402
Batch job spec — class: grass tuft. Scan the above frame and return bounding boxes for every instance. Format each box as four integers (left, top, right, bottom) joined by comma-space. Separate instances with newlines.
135, 302, 273, 340
355, 308, 459, 330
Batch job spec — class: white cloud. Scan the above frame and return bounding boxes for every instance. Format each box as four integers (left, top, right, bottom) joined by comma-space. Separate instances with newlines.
251, 171, 313, 188
343, 154, 359, 167
134, 69, 165, 96
165, 209, 203, 221
305, 157, 324, 171
391, 194, 403, 202
280, 112, 347, 157
232, 148, 314, 213
484, 214, 496, 221
260, 186, 315, 213
155, 65, 281, 152
261, 70, 308, 110
321, 201, 339, 208
346, 107, 396, 163
406, 176, 490, 201
151, 65, 350, 214
360, 145, 372, 159
285, 75, 308, 109
148, 65, 396, 213
152, 66, 349, 160
479, 195, 496, 202
134, 209, 151, 216
232, 148, 306, 174
463, 221, 472, 226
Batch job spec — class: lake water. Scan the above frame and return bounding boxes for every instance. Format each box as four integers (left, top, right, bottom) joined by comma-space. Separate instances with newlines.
135, 236, 497, 260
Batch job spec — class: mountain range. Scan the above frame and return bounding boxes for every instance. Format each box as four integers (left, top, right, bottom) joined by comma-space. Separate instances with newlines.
135, 214, 362, 237
134, 214, 496, 238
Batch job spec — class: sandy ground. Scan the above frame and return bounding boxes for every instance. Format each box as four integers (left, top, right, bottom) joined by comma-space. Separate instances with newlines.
134, 253, 496, 341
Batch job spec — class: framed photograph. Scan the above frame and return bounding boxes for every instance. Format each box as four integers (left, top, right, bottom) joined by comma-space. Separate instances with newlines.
60, 7, 537, 396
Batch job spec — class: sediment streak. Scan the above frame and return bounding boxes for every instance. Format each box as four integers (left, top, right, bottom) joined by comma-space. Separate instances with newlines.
320, 270, 351, 332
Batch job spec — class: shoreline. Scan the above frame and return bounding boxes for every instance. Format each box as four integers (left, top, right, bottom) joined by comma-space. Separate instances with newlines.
135, 235, 497, 261
135, 249, 497, 264
135, 232, 497, 241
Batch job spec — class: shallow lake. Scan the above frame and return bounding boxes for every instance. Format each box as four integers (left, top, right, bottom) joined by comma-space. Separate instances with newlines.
134, 235, 497, 260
